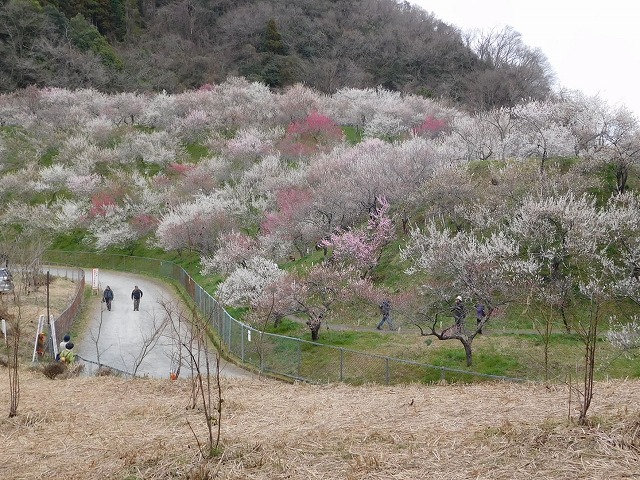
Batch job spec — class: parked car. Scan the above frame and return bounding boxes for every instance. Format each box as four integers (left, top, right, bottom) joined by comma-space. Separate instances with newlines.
0, 268, 14, 293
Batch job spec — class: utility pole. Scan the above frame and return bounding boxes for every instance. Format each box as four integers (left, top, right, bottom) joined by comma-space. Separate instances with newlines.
46, 270, 54, 359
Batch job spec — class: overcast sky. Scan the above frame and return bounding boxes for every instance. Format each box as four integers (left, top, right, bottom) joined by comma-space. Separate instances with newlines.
411, 0, 639, 118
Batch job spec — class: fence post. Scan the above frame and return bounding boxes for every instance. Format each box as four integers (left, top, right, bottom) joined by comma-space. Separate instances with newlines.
385, 357, 390, 385
241, 324, 245, 362
340, 348, 344, 382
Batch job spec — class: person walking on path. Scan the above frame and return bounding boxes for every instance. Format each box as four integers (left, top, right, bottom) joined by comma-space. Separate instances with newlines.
103, 285, 114, 311
452, 295, 466, 326
377, 299, 394, 330
476, 302, 486, 334
131, 285, 143, 311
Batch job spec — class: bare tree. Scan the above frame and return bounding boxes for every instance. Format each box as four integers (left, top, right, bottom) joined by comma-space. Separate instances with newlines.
1, 302, 19, 417
160, 299, 223, 456
125, 314, 169, 377
462, 26, 553, 110
89, 299, 111, 367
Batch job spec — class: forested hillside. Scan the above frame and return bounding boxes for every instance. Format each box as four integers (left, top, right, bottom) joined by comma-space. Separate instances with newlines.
0, 0, 552, 110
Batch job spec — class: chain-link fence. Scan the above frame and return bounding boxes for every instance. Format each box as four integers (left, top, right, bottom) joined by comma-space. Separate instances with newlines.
43, 250, 527, 385
42, 266, 85, 350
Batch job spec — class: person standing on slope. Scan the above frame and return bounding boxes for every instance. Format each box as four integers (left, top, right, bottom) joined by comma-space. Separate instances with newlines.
131, 285, 143, 311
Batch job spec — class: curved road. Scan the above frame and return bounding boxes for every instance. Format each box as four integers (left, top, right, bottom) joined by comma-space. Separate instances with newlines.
71, 269, 253, 379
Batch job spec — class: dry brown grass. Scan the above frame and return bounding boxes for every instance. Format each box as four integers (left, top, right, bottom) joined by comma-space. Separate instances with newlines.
0, 367, 638, 480
2, 276, 639, 478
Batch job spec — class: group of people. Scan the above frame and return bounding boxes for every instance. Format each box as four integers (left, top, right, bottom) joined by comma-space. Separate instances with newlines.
102, 285, 144, 312
375, 296, 487, 333
452, 296, 486, 333
58, 334, 75, 364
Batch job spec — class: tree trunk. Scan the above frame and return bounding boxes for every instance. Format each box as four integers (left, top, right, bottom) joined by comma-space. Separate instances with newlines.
616, 164, 628, 194
461, 338, 473, 367
310, 323, 320, 341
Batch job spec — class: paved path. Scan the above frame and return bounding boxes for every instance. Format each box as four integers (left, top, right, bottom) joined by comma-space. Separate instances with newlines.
70, 269, 254, 379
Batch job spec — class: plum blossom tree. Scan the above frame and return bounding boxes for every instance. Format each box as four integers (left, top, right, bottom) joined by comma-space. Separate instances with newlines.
88, 204, 138, 251
173, 108, 221, 144
275, 83, 323, 123
225, 127, 281, 167
201, 231, 257, 276
260, 186, 317, 258
113, 131, 186, 167
409, 160, 496, 235
155, 193, 240, 255
66, 172, 101, 197
321, 87, 399, 130
605, 192, 640, 302
251, 264, 375, 340
307, 138, 396, 231
509, 100, 577, 172
448, 113, 501, 161
507, 193, 608, 333
277, 112, 344, 158
215, 256, 285, 307
401, 222, 524, 366
210, 77, 278, 130
139, 90, 179, 130
363, 112, 405, 139
102, 92, 148, 126
321, 87, 434, 134
503, 192, 636, 423
564, 94, 640, 193
53, 200, 88, 233
236, 153, 305, 200
607, 317, 640, 354
320, 196, 395, 278
413, 115, 448, 139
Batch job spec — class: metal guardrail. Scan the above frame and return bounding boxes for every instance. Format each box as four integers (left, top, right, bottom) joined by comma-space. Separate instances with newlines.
42, 250, 528, 385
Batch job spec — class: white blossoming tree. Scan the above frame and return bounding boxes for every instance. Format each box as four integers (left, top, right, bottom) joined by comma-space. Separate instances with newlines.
401, 223, 524, 366
215, 256, 285, 307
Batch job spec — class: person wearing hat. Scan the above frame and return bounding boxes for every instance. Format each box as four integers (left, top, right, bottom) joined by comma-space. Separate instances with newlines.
452, 296, 466, 326
59, 334, 71, 354
56, 334, 71, 361
59, 342, 75, 364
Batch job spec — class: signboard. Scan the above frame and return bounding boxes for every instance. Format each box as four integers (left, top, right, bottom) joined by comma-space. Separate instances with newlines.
92, 268, 99, 293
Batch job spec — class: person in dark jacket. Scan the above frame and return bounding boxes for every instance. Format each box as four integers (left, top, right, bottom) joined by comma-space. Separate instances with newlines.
377, 299, 394, 330
476, 302, 486, 334
131, 285, 143, 311
452, 296, 466, 326
103, 286, 114, 311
